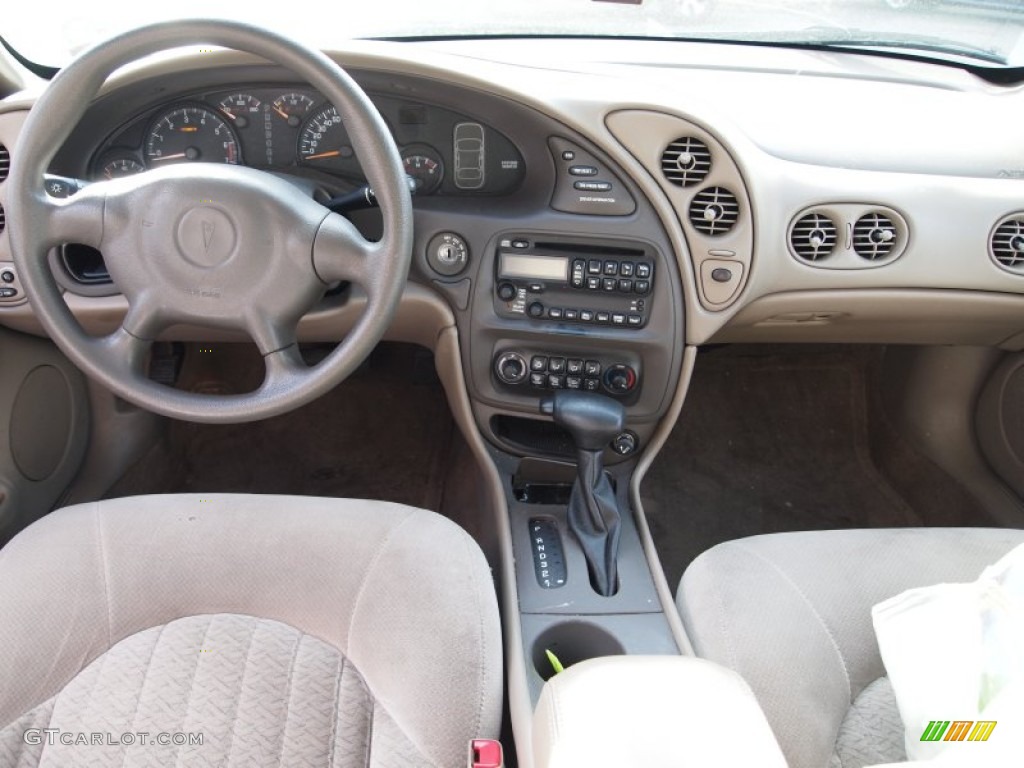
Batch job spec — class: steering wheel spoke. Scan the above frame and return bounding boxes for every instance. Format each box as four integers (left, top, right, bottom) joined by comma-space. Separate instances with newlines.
38, 185, 106, 251
312, 212, 379, 287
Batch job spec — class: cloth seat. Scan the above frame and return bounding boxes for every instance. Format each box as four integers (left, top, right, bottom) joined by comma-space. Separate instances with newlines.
0, 494, 502, 767
676, 527, 1024, 768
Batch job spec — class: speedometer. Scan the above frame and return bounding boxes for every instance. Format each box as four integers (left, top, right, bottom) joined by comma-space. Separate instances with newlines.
298, 105, 354, 165
144, 106, 240, 167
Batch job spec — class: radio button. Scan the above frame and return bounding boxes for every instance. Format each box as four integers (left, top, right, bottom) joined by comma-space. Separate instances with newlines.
564, 309, 579, 321
602, 278, 617, 292
584, 360, 602, 376
528, 302, 545, 318
596, 311, 611, 324
566, 376, 583, 390
566, 359, 584, 375
619, 262, 635, 277
611, 313, 626, 325
587, 260, 602, 275
548, 307, 563, 319
603, 261, 618, 276
548, 357, 566, 373
548, 374, 565, 389
511, 239, 530, 249
618, 278, 633, 293
571, 260, 586, 288
497, 281, 517, 301
530, 356, 548, 372
636, 263, 652, 279
586, 277, 601, 290
627, 314, 643, 326
580, 310, 595, 322
634, 280, 651, 295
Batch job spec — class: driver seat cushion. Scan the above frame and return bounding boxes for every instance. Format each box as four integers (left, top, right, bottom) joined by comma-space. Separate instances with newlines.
676, 527, 1024, 768
0, 494, 503, 767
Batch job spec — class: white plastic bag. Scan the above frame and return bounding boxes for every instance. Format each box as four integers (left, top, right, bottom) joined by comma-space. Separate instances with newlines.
871, 542, 1024, 765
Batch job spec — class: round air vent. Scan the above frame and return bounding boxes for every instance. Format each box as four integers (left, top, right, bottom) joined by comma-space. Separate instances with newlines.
689, 186, 739, 236
660, 137, 711, 187
0, 144, 9, 182
990, 215, 1024, 272
853, 212, 897, 260
790, 212, 838, 262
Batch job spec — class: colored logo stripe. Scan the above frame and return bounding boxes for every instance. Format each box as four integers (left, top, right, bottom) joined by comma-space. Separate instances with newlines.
920, 720, 997, 742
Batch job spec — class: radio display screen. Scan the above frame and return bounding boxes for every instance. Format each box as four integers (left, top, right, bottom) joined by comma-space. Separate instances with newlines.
499, 253, 569, 281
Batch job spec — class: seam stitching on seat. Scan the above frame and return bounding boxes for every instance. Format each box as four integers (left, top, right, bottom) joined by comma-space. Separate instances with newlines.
272, 622, 301, 768
364, 688, 375, 768
708, 564, 739, 671
173, 616, 216, 768
735, 542, 853, 704
463, 533, 488, 745
93, 502, 113, 649
326, 645, 343, 768
223, 617, 260, 766
121, 622, 171, 768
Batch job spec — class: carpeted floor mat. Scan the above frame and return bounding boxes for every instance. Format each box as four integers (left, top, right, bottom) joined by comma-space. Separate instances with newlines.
106, 343, 455, 510
642, 345, 993, 589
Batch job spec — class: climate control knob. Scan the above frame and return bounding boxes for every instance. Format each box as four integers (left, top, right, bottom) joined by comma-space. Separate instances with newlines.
603, 364, 637, 395
495, 352, 528, 385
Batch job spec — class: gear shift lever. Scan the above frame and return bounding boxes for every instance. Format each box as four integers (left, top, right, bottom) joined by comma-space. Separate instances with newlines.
540, 390, 626, 596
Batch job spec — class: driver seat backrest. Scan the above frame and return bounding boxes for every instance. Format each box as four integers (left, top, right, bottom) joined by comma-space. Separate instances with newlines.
0, 494, 502, 767
676, 527, 1024, 768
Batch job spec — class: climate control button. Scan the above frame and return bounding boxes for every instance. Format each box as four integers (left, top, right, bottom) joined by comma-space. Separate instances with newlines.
494, 352, 528, 384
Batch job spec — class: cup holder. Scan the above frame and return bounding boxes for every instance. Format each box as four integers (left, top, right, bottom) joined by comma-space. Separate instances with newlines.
531, 620, 625, 681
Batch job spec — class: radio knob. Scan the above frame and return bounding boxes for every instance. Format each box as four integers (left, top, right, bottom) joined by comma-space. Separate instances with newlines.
528, 301, 545, 318
495, 352, 528, 385
497, 281, 517, 301
604, 364, 637, 395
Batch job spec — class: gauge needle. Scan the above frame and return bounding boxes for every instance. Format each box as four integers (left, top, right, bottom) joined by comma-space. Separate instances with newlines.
273, 105, 290, 120
150, 153, 188, 162
305, 150, 341, 161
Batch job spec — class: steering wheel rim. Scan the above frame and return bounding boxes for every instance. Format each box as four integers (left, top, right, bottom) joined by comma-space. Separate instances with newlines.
7, 19, 413, 423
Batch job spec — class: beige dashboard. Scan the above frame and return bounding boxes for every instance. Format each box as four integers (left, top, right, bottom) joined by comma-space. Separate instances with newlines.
0, 37, 1023, 350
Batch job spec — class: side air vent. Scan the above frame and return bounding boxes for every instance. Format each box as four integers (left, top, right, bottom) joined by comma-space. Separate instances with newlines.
0, 144, 9, 182
689, 186, 739, 236
0, 202, 5, 235
853, 212, 898, 261
660, 137, 711, 187
990, 215, 1024, 272
790, 212, 838, 262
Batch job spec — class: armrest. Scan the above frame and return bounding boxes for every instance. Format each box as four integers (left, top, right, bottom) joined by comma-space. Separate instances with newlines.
533, 656, 787, 768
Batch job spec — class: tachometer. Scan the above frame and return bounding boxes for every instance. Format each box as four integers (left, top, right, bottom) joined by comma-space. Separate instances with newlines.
218, 93, 261, 129
145, 106, 240, 166
298, 104, 354, 164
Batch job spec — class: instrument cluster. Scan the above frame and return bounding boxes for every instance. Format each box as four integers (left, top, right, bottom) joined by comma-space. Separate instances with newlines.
89, 86, 526, 196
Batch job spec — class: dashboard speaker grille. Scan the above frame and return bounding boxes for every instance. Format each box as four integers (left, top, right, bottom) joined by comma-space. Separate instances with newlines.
791, 212, 837, 261
660, 137, 711, 187
0, 144, 8, 182
853, 212, 897, 260
689, 186, 739, 236
991, 216, 1024, 270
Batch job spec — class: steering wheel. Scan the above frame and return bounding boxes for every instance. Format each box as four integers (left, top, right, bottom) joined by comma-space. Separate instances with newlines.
7, 20, 413, 423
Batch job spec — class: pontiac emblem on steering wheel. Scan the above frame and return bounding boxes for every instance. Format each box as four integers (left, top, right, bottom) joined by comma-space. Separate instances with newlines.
202, 220, 217, 256
175, 207, 237, 269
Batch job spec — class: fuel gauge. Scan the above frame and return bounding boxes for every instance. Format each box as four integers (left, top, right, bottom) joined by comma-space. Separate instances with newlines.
401, 145, 444, 195
272, 92, 315, 127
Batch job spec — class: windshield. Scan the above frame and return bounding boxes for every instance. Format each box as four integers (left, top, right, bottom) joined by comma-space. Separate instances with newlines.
4, 0, 1024, 69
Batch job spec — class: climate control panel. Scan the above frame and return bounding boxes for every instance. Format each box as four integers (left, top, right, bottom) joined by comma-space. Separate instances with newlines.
493, 349, 639, 397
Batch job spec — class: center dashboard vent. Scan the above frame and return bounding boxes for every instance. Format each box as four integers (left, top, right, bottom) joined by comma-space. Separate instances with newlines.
660, 137, 711, 187
688, 186, 739, 236
790, 213, 837, 262
0, 144, 9, 182
853, 212, 898, 261
990, 215, 1024, 272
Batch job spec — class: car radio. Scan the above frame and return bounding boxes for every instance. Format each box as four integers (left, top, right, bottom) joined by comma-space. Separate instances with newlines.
493, 236, 655, 328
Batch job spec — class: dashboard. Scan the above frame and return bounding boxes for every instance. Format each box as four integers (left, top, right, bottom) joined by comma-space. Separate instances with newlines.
1, 36, 1023, 460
